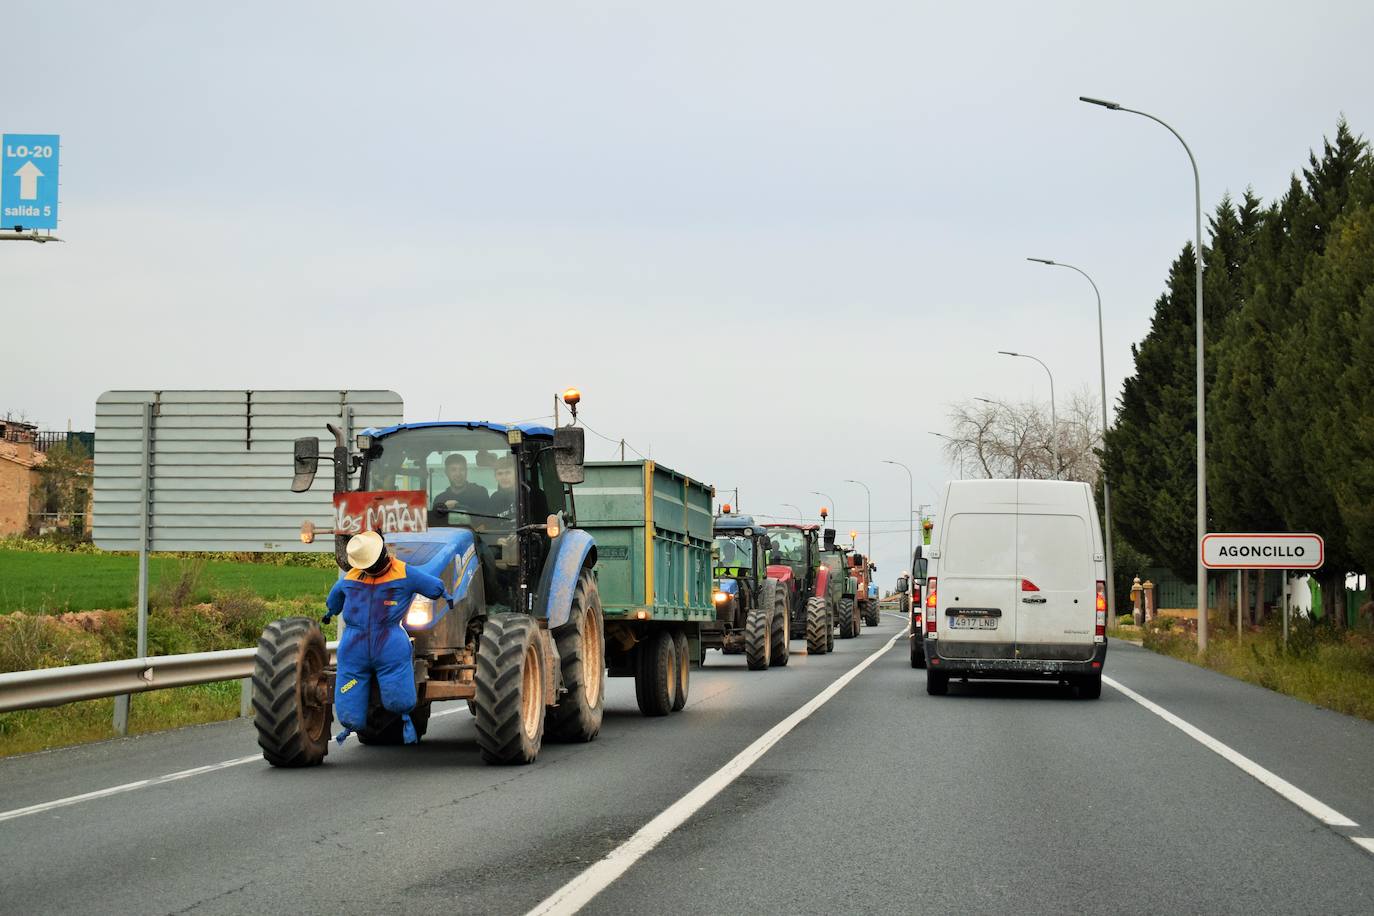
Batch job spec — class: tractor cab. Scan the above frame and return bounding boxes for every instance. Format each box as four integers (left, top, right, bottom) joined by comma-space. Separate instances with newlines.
712, 512, 770, 609
762, 523, 820, 594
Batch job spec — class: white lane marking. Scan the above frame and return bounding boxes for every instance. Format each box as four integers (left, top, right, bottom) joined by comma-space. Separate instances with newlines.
0, 755, 260, 824
525, 627, 907, 916
1352, 838, 1374, 856
1103, 675, 1358, 828
1, 704, 477, 824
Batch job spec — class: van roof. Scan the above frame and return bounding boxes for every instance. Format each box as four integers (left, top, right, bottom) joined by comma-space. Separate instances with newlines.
943, 478, 1091, 508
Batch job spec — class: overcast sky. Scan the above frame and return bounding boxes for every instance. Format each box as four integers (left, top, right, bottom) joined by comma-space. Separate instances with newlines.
5, 1, 1371, 580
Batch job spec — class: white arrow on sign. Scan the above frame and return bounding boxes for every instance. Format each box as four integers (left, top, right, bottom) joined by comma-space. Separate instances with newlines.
14, 161, 44, 200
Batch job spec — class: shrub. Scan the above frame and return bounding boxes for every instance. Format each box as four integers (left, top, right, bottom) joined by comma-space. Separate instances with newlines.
0, 613, 104, 673
150, 558, 208, 611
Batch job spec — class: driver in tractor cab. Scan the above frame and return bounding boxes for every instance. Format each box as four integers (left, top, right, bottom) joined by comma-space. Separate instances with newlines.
433, 453, 490, 515
322, 530, 450, 747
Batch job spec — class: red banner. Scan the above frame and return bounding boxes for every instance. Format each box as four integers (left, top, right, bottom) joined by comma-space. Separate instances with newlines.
333, 490, 428, 536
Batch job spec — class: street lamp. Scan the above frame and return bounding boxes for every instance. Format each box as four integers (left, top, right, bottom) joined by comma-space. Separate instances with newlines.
998, 350, 1058, 478
781, 503, 803, 522
881, 460, 913, 576
1081, 94, 1208, 652
1027, 256, 1116, 620
928, 431, 967, 479
810, 491, 835, 526
843, 479, 871, 568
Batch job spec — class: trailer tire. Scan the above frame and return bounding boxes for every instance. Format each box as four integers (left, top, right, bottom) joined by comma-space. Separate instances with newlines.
252, 617, 330, 768
765, 581, 789, 667
744, 603, 771, 671
839, 598, 858, 639
805, 597, 828, 655
671, 630, 690, 711
635, 629, 678, 716
546, 570, 606, 743
926, 670, 948, 696
474, 614, 548, 765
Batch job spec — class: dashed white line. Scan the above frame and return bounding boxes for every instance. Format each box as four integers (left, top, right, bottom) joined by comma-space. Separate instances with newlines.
525, 627, 907, 916
1351, 837, 1374, 856
1103, 675, 1358, 828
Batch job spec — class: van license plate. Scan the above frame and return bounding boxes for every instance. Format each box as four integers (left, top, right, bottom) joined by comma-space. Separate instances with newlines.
950, 616, 998, 630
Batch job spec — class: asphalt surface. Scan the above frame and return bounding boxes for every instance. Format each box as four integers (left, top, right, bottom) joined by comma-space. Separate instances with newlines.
3, 615, 1373, 915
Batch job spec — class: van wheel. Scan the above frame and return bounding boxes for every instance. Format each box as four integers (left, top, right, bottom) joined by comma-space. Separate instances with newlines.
910, 642, 926, 669
805, 597, 828, 654
1075, 673, 1103, 700
926, 670, 948, 696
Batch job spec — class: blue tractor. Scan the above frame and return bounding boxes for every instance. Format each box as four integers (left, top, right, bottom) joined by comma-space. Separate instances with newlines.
700, 511, 789, 670
251, 413, 608, 767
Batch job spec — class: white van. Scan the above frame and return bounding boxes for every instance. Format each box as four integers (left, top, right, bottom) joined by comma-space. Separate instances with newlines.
922, 479, 1107, 699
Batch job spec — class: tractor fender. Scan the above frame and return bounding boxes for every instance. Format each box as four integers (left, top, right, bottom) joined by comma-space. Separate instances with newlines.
765, 565, 793, 587
534, 529, 598, 629
813, 565, 830, 600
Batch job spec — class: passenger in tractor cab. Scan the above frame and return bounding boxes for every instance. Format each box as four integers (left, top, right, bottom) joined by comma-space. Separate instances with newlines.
487, 455, 518, 520
433, 453, 490, 514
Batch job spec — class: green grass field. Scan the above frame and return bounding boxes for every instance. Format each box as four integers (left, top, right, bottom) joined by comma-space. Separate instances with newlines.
0, 549, 336, 614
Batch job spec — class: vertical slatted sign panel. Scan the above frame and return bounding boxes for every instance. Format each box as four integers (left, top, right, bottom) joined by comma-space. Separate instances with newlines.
93, 390, 403, 552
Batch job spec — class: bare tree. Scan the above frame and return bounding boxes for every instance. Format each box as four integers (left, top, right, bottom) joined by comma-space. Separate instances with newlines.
939, 387, 1101, 485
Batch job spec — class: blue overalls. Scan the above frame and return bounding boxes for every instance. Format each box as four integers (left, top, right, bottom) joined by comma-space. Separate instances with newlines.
324, 558, 447, 746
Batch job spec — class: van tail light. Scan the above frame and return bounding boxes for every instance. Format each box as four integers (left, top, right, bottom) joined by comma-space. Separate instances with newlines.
925, 578, 938, 635
1095, 580, 1108, 642
1021, 578, 1040, 592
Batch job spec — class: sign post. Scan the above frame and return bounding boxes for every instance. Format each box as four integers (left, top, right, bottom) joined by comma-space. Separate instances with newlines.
1202, 533, 1323, 650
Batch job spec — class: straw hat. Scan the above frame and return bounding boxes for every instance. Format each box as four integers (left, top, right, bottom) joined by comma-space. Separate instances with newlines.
346, 530, 385, 570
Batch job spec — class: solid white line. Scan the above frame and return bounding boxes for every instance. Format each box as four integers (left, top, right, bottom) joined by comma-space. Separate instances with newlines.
1103, 675, 1358, 828
0, 755, 260, 824
525, 628, 906, 916
1352, 838, 1374, 856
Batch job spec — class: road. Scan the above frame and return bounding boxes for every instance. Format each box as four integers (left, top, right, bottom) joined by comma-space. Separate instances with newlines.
3, 614, 1373, 915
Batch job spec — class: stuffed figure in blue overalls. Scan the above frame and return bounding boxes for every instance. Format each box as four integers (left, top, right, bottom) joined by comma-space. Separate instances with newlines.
323, 530, 449, 746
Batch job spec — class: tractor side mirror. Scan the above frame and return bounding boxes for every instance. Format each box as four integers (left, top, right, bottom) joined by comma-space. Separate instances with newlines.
292, 437, 320, 492
553, 426, 586, 484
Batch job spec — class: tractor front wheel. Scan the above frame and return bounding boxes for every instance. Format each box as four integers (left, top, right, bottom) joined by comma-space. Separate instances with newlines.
744, 604, 771, 671
765, 581, 789, 667
838, 598, 859, 639
546, 570, 606, 743
252, 617, 330, 768
474, 614, 549, 765
805, 597, 828, 655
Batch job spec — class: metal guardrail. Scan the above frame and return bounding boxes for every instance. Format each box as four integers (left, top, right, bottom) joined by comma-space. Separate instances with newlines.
0, 642, 339, 714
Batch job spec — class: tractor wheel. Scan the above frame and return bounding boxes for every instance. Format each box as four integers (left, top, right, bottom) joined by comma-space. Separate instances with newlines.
253, 617, 331, 768
635, 629, 678, 716
474, 614, 548, 765
671, 630, 690, 712
356, 688, 432, 745
826, 602, 836, 652
838, 598, 858, 639
805, 597, 828, 655
546, 570, 606, 743
744, 603, 771, 671
864, 602, 880, 627
926, 670, 949, 696
252, 615, 329, 769
765, 581, 789, 667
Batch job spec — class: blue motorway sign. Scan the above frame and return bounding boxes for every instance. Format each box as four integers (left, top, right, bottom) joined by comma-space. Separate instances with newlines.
2, 134, 61, 230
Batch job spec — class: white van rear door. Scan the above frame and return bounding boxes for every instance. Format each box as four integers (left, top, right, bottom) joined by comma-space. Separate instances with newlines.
1015, 508, 1096, 660
938, 510, 1018, 657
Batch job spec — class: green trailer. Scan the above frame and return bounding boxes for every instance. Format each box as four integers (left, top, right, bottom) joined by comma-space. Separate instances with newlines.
574, 459, 715, 716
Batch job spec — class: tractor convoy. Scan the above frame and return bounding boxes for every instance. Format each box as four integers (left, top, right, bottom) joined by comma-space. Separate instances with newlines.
250, 392, 896, 769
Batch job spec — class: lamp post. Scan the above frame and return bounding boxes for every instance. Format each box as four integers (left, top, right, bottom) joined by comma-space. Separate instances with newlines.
928, 431, 967, 479
998, 350, 1058, 478
843, 479, 871, 568
1027, 256, 1116, 620
810, 491, 835, 526
781, 503, 803, 522
1081, 94, 1207, 652
882, 460, 913, 576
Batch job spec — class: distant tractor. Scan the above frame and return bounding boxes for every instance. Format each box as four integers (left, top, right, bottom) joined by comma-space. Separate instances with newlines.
820, 532, 862, 640
849, 551, 879, 627
762, 522, 833, 655
252, 400, 713, 769
701, 509, 789, 670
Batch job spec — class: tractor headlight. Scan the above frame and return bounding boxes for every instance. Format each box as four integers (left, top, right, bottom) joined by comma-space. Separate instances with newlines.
405, 595, 435, 629
713, 591, 729, 604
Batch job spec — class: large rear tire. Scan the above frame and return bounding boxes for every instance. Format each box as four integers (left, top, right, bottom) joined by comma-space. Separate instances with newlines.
671, 630, 690, 712
765, 580, 789, 667
838, 598, 858, 639
864, 601, 880, 627
474, 615, 548, 765
252, 617, 330, 768
546, 570, 606, 743
635, 629, 678, 716
744, 603, 771, 671
805, 597, 828, 655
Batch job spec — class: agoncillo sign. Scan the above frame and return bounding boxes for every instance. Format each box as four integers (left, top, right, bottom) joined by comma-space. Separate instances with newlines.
1201, 533, 1324, 570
